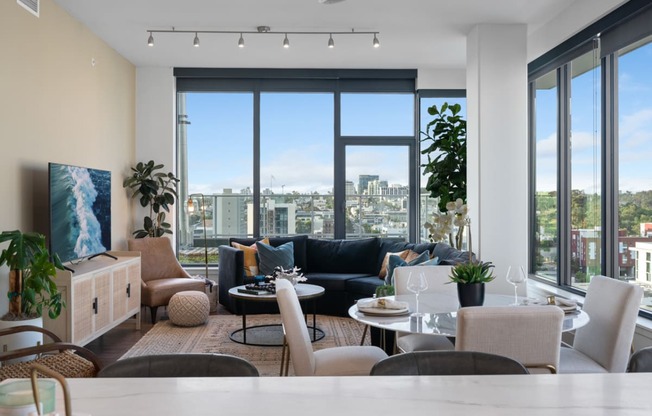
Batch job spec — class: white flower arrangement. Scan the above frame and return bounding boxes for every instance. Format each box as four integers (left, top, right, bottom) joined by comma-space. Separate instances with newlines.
268, 266, 307, 286
424, 198, 469, 250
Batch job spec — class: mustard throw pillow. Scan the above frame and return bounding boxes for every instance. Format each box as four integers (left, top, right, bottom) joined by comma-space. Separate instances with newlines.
379, 250, 409, 279
231, 238, 269, 277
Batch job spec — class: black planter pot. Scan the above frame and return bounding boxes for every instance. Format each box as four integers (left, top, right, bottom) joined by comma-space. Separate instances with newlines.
457, 283, 485, 307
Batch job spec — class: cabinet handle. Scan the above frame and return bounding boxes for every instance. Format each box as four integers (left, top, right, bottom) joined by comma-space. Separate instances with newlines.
92, 297, 98, 314
127, 283, 131, 298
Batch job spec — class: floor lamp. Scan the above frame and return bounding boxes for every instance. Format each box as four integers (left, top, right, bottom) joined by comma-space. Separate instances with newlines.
187, 194, 209, 280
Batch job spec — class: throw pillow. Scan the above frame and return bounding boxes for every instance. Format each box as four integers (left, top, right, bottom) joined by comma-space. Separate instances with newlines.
256, 241, 295, 276
378, 250, 410, 279
231, 238, 269, 277
385, 250, 430, 285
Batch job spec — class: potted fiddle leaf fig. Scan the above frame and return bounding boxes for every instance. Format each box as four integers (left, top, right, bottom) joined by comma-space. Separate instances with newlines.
0, 230, 65, 321
123, 160, 180, 238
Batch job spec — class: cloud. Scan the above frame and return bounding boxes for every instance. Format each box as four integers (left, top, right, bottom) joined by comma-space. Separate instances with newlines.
536, 133, 556, 158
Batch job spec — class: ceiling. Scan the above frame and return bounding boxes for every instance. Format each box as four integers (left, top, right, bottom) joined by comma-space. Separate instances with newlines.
53, 0, 578, 70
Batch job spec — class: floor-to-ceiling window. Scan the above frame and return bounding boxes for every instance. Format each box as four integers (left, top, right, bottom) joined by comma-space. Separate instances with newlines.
528, 2, 652, 314
175, 69, 417, 265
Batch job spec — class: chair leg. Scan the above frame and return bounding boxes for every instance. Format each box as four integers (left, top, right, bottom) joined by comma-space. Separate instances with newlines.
150, 306, 158, 324
280, 336, 287, 376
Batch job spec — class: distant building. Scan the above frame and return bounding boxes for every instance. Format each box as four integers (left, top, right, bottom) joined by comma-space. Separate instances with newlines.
358, 175, 379, 196
345, 181, 356, 195
214, 188, 248, 236
248, 199, 296, 235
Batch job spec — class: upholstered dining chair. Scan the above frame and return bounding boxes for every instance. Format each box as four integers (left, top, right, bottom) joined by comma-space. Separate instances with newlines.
275, 278, 387, 376
456, 305, 564, 374
128, 238, 205, 323
558, 275, 643, 373
370, 350, 529, 376
627, 347, 652, 373
393, 265, 456, 353
98, 354, 259, 377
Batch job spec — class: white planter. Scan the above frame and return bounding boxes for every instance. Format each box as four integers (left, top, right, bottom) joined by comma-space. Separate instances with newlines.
0, 316, 43, 364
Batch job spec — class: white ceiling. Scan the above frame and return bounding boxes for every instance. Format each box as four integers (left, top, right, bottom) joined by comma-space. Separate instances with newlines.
53, 0, 578, 70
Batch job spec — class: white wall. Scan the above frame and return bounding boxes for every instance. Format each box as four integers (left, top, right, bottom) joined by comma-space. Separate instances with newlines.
0, 0, 135, 315
417, 68, 465, 90
466, 24, 528, 295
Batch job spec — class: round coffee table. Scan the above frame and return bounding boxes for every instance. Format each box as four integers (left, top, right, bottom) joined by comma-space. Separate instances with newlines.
227, 283, 326, 346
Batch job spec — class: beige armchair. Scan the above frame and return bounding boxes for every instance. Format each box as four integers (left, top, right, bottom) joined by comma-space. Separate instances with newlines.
128, 238, 205, 323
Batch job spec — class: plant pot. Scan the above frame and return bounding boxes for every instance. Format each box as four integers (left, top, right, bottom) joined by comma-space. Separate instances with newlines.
457, 283, 485, 307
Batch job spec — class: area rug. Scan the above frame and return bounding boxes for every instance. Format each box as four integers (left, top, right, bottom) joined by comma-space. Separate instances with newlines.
121, 314, 369, 376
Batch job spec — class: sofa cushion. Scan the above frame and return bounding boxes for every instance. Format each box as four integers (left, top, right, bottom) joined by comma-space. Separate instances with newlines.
304, 273, 372, 292
231, 238, 269, 276
229, 235, 308, 272
307, 238, 380, 274
385, 250, 431, 285
346, 276, 386, 297
256, 241, 294, 275
378, 250, 410, 280
432, 243, 471, 265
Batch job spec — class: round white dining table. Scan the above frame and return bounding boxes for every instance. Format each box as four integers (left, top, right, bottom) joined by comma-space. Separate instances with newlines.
348, 293, 590, 338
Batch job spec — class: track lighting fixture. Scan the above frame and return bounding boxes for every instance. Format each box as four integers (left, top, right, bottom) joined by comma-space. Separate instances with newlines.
144, 27, 380, 50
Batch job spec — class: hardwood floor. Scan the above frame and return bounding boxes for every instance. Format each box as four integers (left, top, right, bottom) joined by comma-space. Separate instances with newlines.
85, 305, 229, 368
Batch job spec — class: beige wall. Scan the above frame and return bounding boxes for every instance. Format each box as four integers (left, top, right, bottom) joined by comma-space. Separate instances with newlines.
0, 0, 136, 314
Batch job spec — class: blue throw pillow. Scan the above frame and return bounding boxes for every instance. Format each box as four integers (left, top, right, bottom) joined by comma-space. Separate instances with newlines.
385, 250, 431, 285
256, 241, 295, 276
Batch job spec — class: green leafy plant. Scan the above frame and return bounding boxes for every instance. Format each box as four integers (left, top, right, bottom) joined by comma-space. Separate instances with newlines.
420, 102, 467, 213
0, 230, 65, 320
123, 160, 180, 238
375, 284, 395, 298
449, 261, 495, 284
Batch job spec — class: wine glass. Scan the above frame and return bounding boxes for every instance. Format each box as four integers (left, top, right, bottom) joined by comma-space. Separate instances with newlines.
407, 271, 428, 317
505, 266, 527, 305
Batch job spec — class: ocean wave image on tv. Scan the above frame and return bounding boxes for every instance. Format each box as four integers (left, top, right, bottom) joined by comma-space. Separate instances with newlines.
50, 163, 111, 263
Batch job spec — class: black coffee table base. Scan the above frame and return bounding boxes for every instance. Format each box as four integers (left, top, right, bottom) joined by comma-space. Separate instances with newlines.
229, 324, 325, 347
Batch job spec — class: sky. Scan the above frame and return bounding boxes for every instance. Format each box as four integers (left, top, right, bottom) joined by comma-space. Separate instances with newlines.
535, 39, 652, 193
184, 91, 460, 196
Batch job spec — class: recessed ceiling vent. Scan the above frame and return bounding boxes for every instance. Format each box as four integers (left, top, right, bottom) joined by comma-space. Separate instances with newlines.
17, 0, 39, 17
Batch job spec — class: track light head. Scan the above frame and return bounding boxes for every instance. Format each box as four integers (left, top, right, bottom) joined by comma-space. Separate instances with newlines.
193, 32, 200, 47
238, 33, 245, 48
147, 31, 154, 47
283, 34, 290, 48
328, 34, 334, 48
373, 33, 380, 48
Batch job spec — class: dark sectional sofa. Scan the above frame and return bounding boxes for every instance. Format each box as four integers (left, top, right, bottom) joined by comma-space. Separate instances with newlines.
218, 235, 470, 317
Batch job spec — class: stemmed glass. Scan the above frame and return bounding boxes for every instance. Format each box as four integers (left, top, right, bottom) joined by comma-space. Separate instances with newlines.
505, 266, 527, 305
407, 271, 428, 317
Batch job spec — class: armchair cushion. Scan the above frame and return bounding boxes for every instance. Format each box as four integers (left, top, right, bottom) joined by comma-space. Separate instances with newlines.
128, 238, 190, 282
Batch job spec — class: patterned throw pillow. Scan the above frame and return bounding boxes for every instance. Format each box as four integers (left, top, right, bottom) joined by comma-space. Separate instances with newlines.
256, 241, 295, 276
231, 238, 269, 276
385, 250, 432, 285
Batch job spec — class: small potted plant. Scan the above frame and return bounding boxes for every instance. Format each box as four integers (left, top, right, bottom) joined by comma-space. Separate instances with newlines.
0, 230, 65, 323
449, 260, 495, 307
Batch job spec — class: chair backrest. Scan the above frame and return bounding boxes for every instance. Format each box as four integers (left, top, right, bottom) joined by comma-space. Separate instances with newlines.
97, 354, 259, 377
627, 347, 652, 373
393, 265, 455, 295
370, 351, 529, 376
128, 237, 191, 282
574, 275, 643, 372
275, 278, 315, 376
456, 305, 564, 373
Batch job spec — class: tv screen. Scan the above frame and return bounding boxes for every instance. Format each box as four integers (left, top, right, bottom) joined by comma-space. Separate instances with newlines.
49, 162, 111, 263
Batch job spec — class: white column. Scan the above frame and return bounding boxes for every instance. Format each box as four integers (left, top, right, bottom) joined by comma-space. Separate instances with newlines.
135, 67, 177, 245
466, 25, 528, 294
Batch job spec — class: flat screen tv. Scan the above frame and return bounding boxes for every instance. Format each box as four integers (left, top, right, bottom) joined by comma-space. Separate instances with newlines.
49, 162, 111, 263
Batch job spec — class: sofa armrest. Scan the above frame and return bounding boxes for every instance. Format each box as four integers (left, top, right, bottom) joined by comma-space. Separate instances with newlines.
218, 245, 244, 312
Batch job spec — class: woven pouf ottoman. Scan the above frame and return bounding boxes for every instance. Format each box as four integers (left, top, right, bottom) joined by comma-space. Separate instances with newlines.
168, 291, 210, 327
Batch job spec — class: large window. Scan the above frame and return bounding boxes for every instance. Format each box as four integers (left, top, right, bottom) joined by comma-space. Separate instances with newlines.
528, 3, 652, 314
176, 70, 418, 264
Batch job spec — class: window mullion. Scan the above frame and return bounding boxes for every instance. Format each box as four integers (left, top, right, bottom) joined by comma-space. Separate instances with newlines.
558, 64, 572, 286
602, 53, 618, 277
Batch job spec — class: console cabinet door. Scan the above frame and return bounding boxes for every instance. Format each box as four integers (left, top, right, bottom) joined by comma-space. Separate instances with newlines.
93, 271, 112, 333
127, 262, 141, 313
112, 266, 128, 321
72, 276, 93, 343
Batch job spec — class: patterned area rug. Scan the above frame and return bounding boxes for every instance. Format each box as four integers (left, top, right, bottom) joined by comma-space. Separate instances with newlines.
121, 314, 369, 376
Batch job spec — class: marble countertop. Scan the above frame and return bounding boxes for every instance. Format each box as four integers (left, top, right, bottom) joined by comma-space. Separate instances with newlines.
41, 374, 652, 415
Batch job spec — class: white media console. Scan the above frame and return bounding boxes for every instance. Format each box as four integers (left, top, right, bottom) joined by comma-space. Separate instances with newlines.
43, 251, 141, 346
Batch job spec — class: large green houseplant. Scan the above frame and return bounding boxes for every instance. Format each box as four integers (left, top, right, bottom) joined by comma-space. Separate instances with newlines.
123, 160, 180, 238
0, 230, 65, 320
